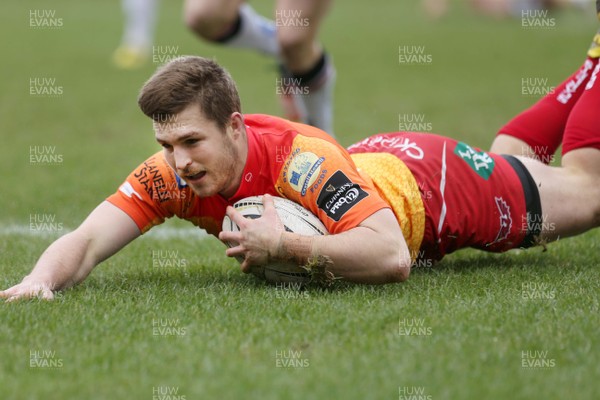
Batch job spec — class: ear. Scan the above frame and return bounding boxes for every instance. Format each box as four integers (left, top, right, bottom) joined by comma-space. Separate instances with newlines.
228, 112, 245, 139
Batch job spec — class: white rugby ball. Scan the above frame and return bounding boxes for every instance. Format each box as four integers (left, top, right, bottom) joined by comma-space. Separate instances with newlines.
222, 196, 328, 283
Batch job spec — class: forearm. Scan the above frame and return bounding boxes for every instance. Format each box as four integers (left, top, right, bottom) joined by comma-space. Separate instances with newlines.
276, 227, 409, 284
23, 231, 98, 290
220, 199, 410, 284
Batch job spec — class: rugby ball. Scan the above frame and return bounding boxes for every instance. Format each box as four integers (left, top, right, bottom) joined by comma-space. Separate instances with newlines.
222, 196, 328, 283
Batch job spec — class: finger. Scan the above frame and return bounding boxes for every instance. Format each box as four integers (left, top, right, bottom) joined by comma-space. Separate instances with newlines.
262, 194, 278, 217
5, 288, 54, 302
40, 288, 54, 301
218, 230, 242, 243
6, 296, 20, 303
240, 259, 251, 273
6, 292, 29, 302
225, 245, 244, 258
263, 194, 275, 208
0, 287, 17, 299
226, 206, 249, 228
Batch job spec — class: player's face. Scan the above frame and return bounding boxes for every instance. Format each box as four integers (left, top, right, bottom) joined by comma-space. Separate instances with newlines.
154, 105, 247, 198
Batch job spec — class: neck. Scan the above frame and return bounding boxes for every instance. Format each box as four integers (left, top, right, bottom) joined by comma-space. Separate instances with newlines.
219, 127, 248, 199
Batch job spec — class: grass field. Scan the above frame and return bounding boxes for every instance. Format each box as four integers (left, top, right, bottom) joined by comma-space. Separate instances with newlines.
1, 1, 600, 399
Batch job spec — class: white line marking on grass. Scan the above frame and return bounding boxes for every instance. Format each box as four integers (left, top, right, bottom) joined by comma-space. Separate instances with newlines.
144, 226, 209, 240
0, 224, 209, 240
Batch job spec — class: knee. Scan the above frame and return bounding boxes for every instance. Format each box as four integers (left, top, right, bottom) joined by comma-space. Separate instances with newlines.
594, 187, 600, 228
578, 174, 600, 230
277, 28, 312, 60
184, 3, 236, 41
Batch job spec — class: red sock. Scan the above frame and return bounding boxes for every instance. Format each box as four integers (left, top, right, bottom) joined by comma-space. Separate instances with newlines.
563, 61, 600, 155
498, 57, 598, 163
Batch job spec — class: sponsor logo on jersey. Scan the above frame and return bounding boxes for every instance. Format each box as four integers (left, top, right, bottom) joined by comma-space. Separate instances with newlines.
119, 181, 142, 200
492, 196, 512, 244
347, 135, 424, 160
281, 148, 301, 184
134, 156, 165, 198
316, 171, 368, 221
285, 151, 325, 196
453, 142, 495, 180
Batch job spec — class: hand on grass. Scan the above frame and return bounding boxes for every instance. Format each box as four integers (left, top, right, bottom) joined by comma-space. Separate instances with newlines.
0, 279, 54, 301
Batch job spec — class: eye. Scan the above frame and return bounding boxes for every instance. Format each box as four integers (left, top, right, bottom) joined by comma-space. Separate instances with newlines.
184, 138, 199, 146
161, 143, 173, 151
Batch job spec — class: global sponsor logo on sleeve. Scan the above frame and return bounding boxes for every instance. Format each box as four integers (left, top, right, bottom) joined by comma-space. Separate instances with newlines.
286, 151, 326, 196
347, 135, 424, 160
317, 171, 368, 221
492, 196, 512, 244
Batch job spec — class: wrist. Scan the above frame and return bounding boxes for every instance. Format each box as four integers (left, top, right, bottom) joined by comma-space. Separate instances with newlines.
274, 232, 315, 265
22, 274, 55, 289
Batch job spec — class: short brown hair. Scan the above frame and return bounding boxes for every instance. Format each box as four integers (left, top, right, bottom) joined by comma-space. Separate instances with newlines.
138, 56, 241, 129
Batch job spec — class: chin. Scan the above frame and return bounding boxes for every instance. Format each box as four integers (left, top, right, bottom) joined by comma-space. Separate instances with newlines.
188, 184, 215, 198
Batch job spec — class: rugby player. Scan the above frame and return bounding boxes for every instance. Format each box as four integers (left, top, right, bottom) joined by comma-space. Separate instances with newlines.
184, 0, 335, 135
2, 31, 600, 300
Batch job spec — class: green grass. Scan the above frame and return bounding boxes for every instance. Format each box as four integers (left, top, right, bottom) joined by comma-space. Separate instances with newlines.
1, 1, 599, 399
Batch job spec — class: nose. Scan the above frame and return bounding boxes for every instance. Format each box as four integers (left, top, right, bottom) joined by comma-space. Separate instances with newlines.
173, 147, 192, 173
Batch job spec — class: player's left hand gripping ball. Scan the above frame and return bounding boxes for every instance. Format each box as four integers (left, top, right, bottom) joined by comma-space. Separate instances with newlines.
219, 194, 285, 272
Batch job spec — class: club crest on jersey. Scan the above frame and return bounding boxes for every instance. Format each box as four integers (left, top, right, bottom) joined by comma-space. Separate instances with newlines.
493, 196, 512, 244
285, 151, 325, 196
317, 171, 368, 221
453, 142, 495, 180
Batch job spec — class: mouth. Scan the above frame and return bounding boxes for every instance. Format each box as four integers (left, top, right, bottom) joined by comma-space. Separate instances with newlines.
184, 171, 206, 184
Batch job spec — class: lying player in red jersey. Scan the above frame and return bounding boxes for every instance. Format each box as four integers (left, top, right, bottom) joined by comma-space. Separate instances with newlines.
2, 28, 600, 299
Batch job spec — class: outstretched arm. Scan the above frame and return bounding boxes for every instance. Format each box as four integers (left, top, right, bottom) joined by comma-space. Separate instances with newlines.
219, 194, 411, 284
0, 201, 140, 301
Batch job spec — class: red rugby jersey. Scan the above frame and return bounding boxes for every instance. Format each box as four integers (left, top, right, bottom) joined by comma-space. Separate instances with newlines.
107, 114, 390, 237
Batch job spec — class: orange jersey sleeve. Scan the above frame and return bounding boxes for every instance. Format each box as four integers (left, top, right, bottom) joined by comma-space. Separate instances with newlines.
272, 123, 390, 234
106, 151, 195, 233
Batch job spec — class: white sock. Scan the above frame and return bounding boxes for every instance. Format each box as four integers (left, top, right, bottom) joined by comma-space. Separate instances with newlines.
223, 4, 279, 57
121, 0, 158, 50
